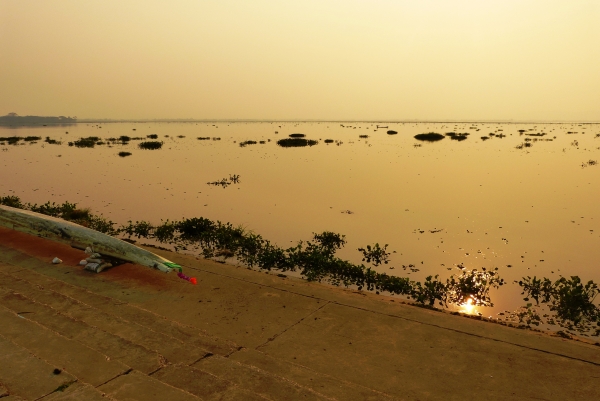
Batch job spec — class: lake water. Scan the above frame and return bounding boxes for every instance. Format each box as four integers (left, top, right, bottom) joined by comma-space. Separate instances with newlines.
1, 121, 599, 328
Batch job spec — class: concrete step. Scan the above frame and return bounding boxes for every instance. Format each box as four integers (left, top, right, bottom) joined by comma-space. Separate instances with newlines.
0, 334, 75, 400
0, 288, 164, 374
191, 355, 332, 401
229, 348, 399, 401
0, 258, 237, 356
38, 382, 114, 401
98, 370, 201, 401
0, 306, 129, 387
152, 364, 270, 401
0, 269, 213, 366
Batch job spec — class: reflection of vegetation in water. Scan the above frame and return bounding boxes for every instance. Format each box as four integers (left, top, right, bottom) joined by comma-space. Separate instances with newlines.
516, 276, 600, 334
414, 132, 445, 142
277, 138, 318, 147
138, 141, 163, 150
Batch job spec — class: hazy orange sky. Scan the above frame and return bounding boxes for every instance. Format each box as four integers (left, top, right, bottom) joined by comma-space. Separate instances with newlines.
1, 1, 599, 121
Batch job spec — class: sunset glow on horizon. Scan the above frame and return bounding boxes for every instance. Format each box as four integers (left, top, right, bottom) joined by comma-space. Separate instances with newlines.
1, 0, 599, 121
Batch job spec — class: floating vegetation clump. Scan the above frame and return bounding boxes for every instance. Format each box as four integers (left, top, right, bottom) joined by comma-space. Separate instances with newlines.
289, 133, 305, 138
239, 140, 257, 147
207, 174, 240, 188
515, 276, 600, 334
118, 152, 132, 157
414, 132, 445, 142
359, 135, 369, 138
69, 137, 101, 148
324, 139, 334, 143
147, 134, 158, 139
0, 196, 116, 234
197, 137, 210, 140
446, 132, 469, 141
387, 130, 398, 135
515, 142, 532, 150
138, 141, 163, 150
0, 136, 22, 145
24, 136, 42, 142
44, 137, 61, 145
581, 160, 598, 168
277, 138, 318, 147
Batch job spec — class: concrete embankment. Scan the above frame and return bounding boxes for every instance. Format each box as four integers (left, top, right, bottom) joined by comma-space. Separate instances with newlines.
0, 227, 598, 400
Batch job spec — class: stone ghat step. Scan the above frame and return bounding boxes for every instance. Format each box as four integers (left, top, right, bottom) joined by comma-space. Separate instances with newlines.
0, 246, 398, 400
0, 288, 165, 374
0, 257, 237, 357
0, 306, 129, 387
0, 303, 205, 400
0, 270, 210, 368
0, 270, 332, 401
0, 333, 76, 400
0, 259, 341, 400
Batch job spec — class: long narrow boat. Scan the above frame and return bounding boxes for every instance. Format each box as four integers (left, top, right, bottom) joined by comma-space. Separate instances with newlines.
0, 205, 177, 273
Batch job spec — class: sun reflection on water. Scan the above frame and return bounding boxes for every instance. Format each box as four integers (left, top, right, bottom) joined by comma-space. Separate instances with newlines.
460, 297, 476, 315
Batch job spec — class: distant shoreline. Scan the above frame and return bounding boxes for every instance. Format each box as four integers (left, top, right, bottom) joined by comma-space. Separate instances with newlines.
76, 119, 600, 124
0, 115, 77, 126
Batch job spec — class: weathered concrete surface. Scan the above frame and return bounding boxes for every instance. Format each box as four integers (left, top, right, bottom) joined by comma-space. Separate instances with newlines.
0, 335, 75, 400
0, 227, 599, 400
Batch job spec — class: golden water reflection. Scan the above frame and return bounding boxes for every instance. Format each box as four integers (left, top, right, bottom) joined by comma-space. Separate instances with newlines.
1, 121, 599, 323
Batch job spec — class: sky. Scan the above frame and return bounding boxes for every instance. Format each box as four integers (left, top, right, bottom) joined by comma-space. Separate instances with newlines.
1, 0, 599, 121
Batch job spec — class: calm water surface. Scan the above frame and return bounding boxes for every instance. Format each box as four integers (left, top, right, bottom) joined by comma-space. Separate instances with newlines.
1, 122, 599, 322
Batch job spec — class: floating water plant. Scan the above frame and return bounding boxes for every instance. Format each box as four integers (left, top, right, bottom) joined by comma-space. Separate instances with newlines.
445, 132, 469, 141
358, 243, 390, 266
44, 137, 61, 145
24, 136, 42, 142
517, 276, 599, 332
414, 132, 445, 142
147, 134, 158, 139
289, 133, 305, 138
118, 151, 132, 157
324, 139, 334, 143
277, 138, 318, 147
359, 135, 369, 138
70, 136, 101, 148
239, 140, 257, 147
0, 136, 22, 145
387, 130, 398, 135
197, 137, 210, 140
138, 141, 163, 150
207, 174, 240, 188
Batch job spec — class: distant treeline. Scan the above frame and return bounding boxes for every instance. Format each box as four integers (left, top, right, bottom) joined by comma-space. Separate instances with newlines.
0, 114, 77, 126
